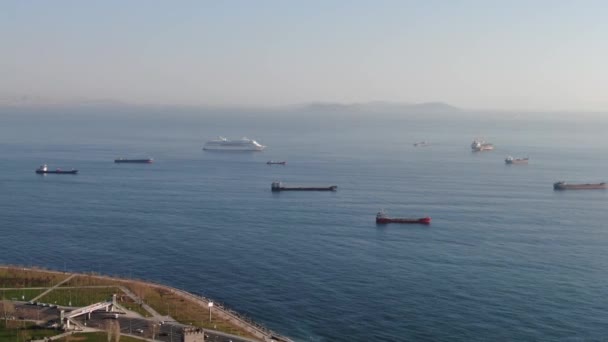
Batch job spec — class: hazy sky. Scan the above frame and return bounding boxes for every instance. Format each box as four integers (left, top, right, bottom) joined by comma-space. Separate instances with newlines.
2, 1, 608, 110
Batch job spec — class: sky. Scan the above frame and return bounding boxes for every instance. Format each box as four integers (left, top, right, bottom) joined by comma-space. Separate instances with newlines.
1, 0, 608, 111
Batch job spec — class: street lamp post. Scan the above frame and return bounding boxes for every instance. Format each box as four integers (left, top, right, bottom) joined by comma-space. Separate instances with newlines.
208, 302, 213, 323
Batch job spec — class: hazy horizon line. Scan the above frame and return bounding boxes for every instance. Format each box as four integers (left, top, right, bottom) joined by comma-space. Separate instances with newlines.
2, 95, 608, 114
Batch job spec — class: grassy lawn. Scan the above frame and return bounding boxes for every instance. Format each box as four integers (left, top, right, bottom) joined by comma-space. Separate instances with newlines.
118, 301, 151, 318
0, 320, 59, 342
0, 289, 44, 301
57, 332, 143, 342
39, 288, 122, 307
0, 267, 69, 288
61, 275, 120, 287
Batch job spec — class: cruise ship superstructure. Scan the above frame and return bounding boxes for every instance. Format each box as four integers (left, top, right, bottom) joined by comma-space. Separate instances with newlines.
203, 137, 266, 151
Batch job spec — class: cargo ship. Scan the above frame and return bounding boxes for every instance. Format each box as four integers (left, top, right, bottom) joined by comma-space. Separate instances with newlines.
505, 156, 529, 164
271, 181, 337, 192
35, 164, 78, 174
553, 181, 606, 190
375, 210, 431, 224
413, 141, 430, 147
114, 158, 154, 163
471, 139, 494, 152
267, 161, 286, 165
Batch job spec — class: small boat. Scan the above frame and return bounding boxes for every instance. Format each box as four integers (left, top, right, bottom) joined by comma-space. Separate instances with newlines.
505, 156, 529, 164
413, 141, 430, 147
553, 181, 606, 190
114, 158, 154, 163
375, 210, 431, 224
35, 164, 78, 174
267, 161, 286, 165
471, 139, 494, 152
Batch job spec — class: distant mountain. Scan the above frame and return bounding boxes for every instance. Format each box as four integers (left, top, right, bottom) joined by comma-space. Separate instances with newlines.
297, 101, 460, 114
0, 95, 132, 108
0, 95, 459, 116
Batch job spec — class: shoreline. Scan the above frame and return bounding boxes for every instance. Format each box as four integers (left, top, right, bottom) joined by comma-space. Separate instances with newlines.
0, 265, 292, 342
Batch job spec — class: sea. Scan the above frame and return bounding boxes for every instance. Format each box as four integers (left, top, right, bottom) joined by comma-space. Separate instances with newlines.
1, 107, 608, 341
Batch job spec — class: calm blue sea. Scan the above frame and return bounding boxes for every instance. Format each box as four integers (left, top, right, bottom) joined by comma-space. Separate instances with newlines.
1, 109, 608, 341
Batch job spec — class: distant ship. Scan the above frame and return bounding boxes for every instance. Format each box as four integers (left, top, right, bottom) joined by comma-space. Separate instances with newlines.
413, 141, 430, 147
114, 158, 153, 163
471, 139, 494, 152
267, 161, 286, 165
505, 156, 528, 164
35, 164, 78, 174
375, 210, 431, 224
203, 137, 266, 151
271, 181, 337, 192
553, 181, 606, 190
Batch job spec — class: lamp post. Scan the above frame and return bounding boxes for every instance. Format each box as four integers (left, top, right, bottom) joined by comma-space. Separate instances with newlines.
208, 302, 213, 323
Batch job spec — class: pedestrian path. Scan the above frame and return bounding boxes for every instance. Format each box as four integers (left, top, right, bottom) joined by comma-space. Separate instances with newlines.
30, 274, 77, 302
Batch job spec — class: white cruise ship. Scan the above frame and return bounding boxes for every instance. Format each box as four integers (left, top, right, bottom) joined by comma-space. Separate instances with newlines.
203, 137, 266, 151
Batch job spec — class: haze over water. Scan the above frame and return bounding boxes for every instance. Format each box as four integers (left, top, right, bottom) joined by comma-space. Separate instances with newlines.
2, 108, 607, 341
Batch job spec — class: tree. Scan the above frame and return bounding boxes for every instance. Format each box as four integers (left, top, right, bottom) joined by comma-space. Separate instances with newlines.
0, 300, 15, 324
104, 319, 121, 342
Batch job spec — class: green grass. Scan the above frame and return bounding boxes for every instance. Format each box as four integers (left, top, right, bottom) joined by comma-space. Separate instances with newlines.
39, 288, 122, 307
0, 320, 59, 342
118, 302, 151, 318
56, 332, 143, 342
0, 289, 44, 301
61, 275, 120, 287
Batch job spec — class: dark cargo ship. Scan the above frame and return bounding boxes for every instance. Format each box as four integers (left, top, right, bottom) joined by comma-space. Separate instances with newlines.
114, 158, 154, 163
35, 164, 78, 174
553, 181, 606, 190
271, 181, 337, 192
375, 210, 431, 224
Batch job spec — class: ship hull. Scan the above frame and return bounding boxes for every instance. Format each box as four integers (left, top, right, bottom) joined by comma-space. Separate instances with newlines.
376, 217, 431, 224
272, 186, 337, 192
554, 182, 606, 190
473, 146, 494, 152
505, 159, 528, 164
203, 146, 265, 151
114, 159, 153, 163
35, 170, 78, 174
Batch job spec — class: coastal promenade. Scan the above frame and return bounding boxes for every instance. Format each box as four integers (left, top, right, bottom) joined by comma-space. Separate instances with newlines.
0, 265, 292, 342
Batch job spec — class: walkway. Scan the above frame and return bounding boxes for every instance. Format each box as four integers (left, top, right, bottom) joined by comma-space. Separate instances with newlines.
30, 274, 77, 302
